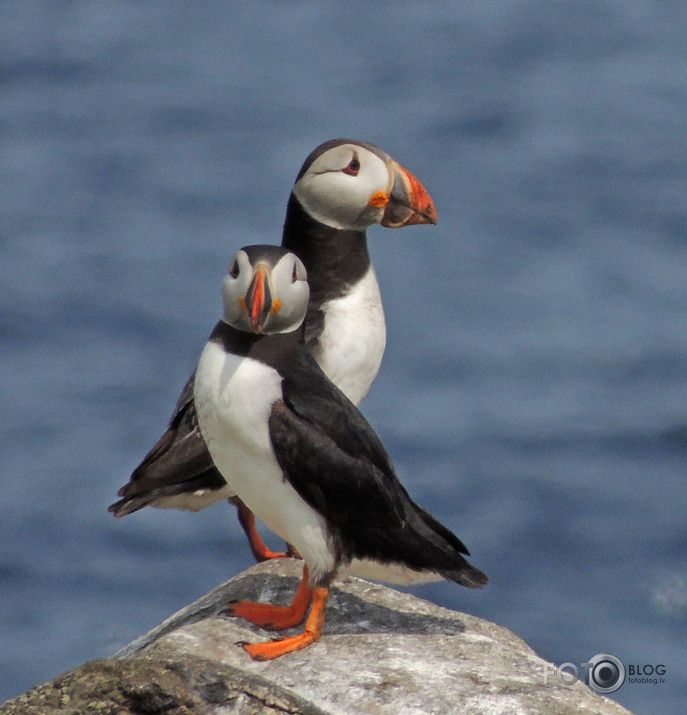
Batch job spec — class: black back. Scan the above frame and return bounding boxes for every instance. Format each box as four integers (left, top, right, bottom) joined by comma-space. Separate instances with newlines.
266, 351, 488, 589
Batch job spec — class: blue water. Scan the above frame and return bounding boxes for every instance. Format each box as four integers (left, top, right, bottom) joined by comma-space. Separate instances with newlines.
1, 3, 686, 713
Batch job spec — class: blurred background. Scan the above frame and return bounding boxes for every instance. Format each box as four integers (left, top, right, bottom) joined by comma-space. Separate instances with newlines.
1, 2, 686, 712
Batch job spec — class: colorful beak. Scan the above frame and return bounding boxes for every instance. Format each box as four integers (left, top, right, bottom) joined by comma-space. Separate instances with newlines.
381, 161, 438, 228
245, 266, 272, 333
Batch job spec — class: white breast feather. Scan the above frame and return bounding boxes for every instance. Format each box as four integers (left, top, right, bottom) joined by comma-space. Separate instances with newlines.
341, 558, 443, 585
194, 342, 336, 582
314, 267, 386, 405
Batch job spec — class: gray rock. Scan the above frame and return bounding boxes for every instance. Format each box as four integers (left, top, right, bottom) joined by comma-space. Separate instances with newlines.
0, 656, 326, 715
1, 559, 634, 714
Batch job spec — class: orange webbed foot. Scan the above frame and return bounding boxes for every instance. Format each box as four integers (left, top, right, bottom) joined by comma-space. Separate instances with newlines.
242, 631, 319, 660
225, 599, 309, 630
234, 500, 290, 561
252, 544, 291, 561
238, 587, 329, 661
225, 565, 313, 630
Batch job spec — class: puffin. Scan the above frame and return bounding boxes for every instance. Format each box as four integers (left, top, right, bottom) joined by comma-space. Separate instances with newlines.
109, 139, 437, 561
193, 245, 488, 660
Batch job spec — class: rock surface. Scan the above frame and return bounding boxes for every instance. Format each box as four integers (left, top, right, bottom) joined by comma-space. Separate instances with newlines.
1, 559, 634, 714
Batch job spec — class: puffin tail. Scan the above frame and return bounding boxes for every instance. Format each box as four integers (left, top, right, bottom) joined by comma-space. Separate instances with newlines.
408, 503, 489, 589
440, 562, 489, 589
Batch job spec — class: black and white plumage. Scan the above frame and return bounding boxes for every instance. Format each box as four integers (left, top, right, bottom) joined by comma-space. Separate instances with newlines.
193, 245, 486, 659
109, 140, 437, 549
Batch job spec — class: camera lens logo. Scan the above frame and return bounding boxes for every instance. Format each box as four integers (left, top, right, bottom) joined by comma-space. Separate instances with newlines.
585, 653, 626, 694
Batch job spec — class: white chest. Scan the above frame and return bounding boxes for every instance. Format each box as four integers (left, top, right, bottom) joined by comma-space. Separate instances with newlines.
194, 343, 282, 470
314, 267, 386, 405
194, 341, 336, 581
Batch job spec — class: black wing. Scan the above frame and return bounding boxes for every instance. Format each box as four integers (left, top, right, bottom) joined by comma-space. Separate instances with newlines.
268, 354, 488, 588
303, 304, 326, 348
108, 371, 227, 517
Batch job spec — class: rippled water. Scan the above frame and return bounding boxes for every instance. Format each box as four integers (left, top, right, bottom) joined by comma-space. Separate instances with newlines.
1, 3, 686, 712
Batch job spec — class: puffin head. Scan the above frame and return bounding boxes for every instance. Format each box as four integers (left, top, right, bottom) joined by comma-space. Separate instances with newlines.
292, 139, 437, 232
222, 245, 309, 335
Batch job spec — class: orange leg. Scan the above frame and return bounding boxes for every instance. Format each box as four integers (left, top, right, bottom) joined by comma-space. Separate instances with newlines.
234, 500, 289, 561
225, 566, 313, 630
242, 586, 329, 661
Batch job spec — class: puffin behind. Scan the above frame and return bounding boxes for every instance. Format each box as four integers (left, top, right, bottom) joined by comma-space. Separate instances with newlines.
110, 139, 437, 563
194, 245, 487, 661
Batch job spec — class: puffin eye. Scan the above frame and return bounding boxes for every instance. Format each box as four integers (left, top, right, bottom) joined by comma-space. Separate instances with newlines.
292, 262, 299, 282
342, 155, 360, 177
229, 260, 240, 278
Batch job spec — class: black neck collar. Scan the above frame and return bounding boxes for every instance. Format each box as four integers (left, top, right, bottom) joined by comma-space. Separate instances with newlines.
281, 195, 372, 305
209, 321, 304, 372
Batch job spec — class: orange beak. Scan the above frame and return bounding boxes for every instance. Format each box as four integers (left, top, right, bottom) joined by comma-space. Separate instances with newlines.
245, 266, 272, 333
380, 161, 438, 228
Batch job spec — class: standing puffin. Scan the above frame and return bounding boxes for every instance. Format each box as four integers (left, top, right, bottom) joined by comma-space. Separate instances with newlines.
194, 245, 487, 660
110, 140, 437, 561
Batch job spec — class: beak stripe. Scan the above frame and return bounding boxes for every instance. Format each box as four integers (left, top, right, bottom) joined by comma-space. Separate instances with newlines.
381, 161, 438, 228
247, 268, 270, 333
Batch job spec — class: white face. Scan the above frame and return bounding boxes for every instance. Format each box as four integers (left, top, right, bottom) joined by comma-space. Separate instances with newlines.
222, 249, 310, 335
292, 144, 393, 231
